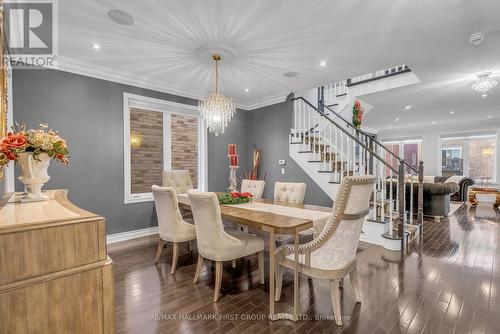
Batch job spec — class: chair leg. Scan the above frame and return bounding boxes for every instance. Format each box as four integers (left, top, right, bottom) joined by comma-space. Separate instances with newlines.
214, 261, 223, 302
170, 242, 179, 275
349, 268, 361, 303
258, 251, 265, 285
275, 262, 284, 302
154, 239, 167, 264
193, 255, 203, 284
330, 279, 342, 326
232, 259, 237, 268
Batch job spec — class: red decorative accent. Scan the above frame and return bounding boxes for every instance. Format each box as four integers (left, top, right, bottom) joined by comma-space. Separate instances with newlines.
227, 144, 236, 156
229, 154, 238, 167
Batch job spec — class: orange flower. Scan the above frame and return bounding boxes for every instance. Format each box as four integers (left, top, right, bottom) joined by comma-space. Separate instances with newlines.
2, 132, 27, 149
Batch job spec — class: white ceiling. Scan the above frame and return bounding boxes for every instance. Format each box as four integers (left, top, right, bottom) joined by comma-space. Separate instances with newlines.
58, 0, 500, 118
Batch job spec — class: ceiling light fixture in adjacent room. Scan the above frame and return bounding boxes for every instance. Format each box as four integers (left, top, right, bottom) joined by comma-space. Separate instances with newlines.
394, 118, 400, 122
245, 88, 249, 93
471, 72, 497, 94
431, 121, 437, 125
198, 54, 236, 136
91, 43, 101, 50
470, 32, 485, 45
320, 61, 326, 67
404, 105, 412, 110
450, 111, 455, 114
107, 9, 135, 26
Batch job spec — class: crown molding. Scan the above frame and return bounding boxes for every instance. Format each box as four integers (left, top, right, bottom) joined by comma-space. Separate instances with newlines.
243, 93, 289, 111
54, 56, 290, 111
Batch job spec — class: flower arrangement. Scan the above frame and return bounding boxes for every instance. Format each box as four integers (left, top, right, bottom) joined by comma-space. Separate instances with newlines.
352, 100, 364, 129
0, 123, 69, 166
217, 192, 253, 205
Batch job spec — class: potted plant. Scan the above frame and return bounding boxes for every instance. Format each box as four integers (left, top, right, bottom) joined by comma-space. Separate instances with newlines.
0, 123, 69, 201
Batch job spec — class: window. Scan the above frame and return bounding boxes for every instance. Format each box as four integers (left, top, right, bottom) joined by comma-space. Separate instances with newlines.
441, 133, 496, 182
123, 93, 207, 203
382, 139, 422, 176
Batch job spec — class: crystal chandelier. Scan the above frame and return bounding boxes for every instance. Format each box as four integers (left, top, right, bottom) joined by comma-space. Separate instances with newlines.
198, 55, 236, 136
471, 72, 497, 94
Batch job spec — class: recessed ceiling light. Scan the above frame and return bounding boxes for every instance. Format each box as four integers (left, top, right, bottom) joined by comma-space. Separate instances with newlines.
284, 71, 298, 78
470, 32, 485, 45
431, 121, 437, 125
481, 93, 488, 98
394, 118, 400, 122
107, 9, 135, 26
488, 115, 492, 118
450, 111, 455, 114
91, 43, 101, 50
245, 88, 249, 93
388, 126, 392, 129
320, 61, 326, 67
404, 105, 412, 110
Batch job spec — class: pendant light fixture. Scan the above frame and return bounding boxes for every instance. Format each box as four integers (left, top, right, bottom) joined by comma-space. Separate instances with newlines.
198, 55, 236, 136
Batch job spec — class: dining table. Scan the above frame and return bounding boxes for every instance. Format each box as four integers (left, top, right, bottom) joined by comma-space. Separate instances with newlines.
177, 193, 331, 322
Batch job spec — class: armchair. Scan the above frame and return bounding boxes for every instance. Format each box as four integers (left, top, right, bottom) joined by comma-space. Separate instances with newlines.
275, 176, 376, 325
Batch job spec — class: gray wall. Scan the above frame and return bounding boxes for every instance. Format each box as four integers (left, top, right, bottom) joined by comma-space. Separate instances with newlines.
12, 69, 246, 234
247, 95, 332, 207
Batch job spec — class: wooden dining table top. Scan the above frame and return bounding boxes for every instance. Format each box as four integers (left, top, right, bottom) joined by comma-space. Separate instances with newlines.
178, 194, 331, 235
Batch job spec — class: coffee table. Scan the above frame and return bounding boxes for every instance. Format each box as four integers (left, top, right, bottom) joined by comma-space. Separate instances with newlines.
468, 187, 500, 208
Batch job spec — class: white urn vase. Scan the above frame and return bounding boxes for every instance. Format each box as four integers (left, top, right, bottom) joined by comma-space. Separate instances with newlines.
17, 152, 51, 201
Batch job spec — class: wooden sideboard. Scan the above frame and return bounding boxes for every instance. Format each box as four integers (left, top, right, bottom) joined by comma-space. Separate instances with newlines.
0, 190, 114, 333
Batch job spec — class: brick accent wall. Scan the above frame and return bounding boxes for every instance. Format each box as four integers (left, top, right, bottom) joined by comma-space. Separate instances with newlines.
171, 113, 198, 188
130, 108, 163, 193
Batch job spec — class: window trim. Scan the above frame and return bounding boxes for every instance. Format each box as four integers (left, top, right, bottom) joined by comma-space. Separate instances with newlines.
439, 132, 497, 183
123, 93, 207, 204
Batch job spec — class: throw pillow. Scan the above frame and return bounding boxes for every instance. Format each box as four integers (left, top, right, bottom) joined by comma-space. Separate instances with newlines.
445, 175, 464, 185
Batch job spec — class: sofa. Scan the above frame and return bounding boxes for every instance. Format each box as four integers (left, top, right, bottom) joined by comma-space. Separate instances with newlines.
386, 175, 473, 217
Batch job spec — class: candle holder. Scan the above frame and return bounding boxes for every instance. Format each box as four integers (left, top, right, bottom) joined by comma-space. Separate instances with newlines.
228, 165, 239, 192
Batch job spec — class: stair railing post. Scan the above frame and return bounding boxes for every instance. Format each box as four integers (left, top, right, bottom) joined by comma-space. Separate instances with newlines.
417, 160, 424, 240
398, 160, 405, 248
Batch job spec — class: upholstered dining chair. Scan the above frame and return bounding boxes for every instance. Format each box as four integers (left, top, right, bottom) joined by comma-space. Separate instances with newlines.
274, 182, 306, 204
274, 175, 376, 325
152, 185, 197, 274
163, 170, 194, 194
241, 179, 266, 199
187, 190, 265, 302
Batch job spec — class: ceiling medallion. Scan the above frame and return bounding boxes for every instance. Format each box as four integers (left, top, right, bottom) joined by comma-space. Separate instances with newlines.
471, 72, 497, 94
198, 55, 236, 136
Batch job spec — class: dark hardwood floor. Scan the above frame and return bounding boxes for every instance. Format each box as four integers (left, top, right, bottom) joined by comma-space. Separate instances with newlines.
109, 203, 500, 334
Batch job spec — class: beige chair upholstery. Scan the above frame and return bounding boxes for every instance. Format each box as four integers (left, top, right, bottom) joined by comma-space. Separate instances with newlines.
188, 190, 265, 302
241, 179, 265, 199
274, 182, 306, 204
152, 185, 196, 274
163, 170, 194, 194
275, 176, 376, 325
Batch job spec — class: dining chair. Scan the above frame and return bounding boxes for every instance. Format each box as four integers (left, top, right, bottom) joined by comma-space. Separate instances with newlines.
152, 185, 197, 274
187, 190, 265, 302
274, 175, 376, 325
241, 179, 266, 199
274, 182, 306, 204
162, 170, 194, 194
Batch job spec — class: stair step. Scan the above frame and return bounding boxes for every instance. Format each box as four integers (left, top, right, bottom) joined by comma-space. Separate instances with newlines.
328, 181, 341, 184
298, 150, 313, 153
308, 160, 324, 163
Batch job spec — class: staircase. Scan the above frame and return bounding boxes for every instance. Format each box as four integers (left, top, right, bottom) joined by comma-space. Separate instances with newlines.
289, 78, 424, 251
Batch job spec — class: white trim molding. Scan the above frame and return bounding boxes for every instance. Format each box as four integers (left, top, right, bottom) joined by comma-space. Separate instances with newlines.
56, 56, 286, 111
106, 226, 159, 244
123, 93, 208, 204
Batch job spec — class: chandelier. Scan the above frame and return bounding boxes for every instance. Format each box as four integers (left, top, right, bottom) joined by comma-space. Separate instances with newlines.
198, 55, 236, 136
471, 72, 497, 94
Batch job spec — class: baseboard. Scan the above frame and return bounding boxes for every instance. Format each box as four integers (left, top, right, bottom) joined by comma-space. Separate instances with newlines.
106, 226, 159, 244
